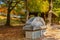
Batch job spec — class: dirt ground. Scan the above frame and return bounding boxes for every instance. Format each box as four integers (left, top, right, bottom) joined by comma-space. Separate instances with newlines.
0, 25, 58, 40
0, 26, 24, 40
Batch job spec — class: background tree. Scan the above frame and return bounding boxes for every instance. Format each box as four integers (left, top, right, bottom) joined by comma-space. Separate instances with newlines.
0, 0, 21, 26
53, 0, 60, 24
40, 0, 49, 21
28, 0, 49, 21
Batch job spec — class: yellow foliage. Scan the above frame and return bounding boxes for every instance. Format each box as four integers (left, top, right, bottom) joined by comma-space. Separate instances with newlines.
40, 0, 49, 13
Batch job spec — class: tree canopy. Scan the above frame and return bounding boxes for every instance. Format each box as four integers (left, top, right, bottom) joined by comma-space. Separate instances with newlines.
28, 0, 49, 13
53, 0, 60, 17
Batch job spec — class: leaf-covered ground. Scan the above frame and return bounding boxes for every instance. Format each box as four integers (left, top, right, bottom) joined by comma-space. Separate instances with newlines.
0, 25, 59, 40
0, 26, 24, 40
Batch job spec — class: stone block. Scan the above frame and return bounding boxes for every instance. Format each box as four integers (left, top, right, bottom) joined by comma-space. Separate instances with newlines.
25, 30, 41, 39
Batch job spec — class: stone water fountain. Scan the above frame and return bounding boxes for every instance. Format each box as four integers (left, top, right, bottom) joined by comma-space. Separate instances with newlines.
23, 17, 46, 40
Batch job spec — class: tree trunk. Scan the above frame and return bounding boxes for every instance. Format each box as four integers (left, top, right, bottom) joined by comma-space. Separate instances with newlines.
25, 0, 29, 21
5, 9, 11, 26
26, 11, 29, 21
48, 11, 52, 25
44, 14, 46, 21
48, 0, 53, 26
